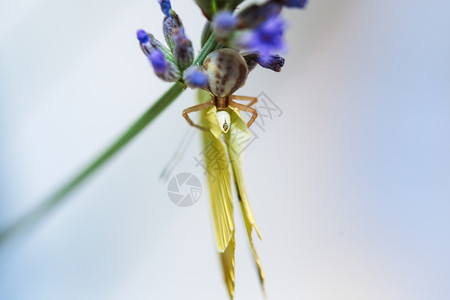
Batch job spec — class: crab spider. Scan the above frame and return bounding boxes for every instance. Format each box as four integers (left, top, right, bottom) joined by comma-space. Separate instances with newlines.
182, 49, 258, 133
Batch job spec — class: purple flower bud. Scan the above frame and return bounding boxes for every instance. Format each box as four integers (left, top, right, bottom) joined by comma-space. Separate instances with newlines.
137, 29, 173, 62
136, 29, 149, 44
276, 0, 309, 9
243, 53, 259, 72
137, 29, 154, 56
247, 15, 286, 57
173, 28, 194, 70
149, 50, 168, 74
183, 66, 208, 89
236, 1, 282, 29
158, 0, 172, 18
213, 11, 237, 38
163, 10, 183, 51
243, 53, 285, 72
232, 16, 286, 58
148, 49, 180, 82
257, 54, 285, 72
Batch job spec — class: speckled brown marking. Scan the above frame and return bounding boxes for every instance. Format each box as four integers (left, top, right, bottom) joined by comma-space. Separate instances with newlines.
221, 76, 228, 86
231, 64, 248, 94
203, 48, 248, 97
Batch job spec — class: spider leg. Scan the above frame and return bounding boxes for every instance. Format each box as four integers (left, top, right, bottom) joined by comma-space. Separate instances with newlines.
229, 99, 258, 128
231, 95, 258, 107
182, 100, 214, 131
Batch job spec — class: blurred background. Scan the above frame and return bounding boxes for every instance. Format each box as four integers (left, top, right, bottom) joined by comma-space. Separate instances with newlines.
1, 0, 449, 299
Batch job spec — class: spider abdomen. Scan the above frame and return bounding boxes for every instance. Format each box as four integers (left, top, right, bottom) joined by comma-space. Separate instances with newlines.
203, 49, 248, 97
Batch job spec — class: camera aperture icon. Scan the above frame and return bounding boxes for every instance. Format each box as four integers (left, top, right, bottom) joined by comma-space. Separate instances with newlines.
167, 173, 202, 207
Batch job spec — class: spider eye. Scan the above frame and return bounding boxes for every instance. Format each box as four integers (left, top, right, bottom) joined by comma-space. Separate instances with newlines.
216, 111, 231, 133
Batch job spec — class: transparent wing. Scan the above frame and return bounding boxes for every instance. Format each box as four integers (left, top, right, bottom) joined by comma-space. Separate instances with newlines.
225, 107, 266, 294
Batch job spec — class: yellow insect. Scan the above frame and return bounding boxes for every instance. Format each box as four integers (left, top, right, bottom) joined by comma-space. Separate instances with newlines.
186, 48, 265, 298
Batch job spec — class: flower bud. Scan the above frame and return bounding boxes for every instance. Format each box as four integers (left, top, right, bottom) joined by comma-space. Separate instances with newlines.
137, 29, 152, 56
243, 53, 259, 72
163, 10, 183, 52
183, 66, 208, 89
236, 1, 282, 29
136, 29, 174, 62
257, 54, 285, 72
158, 0, 172, 17
232, 15, 286, 58
173, 28, 194, 70
148, 49, 181, 82
213, 11, 237, 39
243, 53, 285, 72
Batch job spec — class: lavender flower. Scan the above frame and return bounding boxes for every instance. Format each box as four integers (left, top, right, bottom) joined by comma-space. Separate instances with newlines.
136, 29, 149, 44
243, 53, 286, 72
173, 27, 194, 70
233, 15, 286, 59
163, 10, 183, 51
148, 49, 180, 82
257, 54, 285, 72
250, 16, 286, 54
236, 1, 282, 29
183, 66, 208, 89
136, 29, 152, 56
137, 29, 174, 61
136, 30, 180, 83
213, 11, 237, 39
149, 50, 167, 74
243, 53, 259, 72
158, 0, 172, 17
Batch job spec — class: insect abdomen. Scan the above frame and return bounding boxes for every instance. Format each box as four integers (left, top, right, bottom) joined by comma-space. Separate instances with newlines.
203, 49, 248, 97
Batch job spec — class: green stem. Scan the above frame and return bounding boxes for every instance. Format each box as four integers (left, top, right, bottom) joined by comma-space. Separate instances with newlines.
0, 33, 219, 248
0, 82, 185, 246
194, 32, 218, 65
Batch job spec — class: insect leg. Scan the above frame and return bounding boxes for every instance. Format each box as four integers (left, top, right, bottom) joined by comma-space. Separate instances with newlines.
231, 95, 258, 107
182, 100, 214, 131
229, 100, 258, 128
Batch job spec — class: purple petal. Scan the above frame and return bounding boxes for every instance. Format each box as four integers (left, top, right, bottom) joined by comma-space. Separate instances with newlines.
158, 0, 172, 18
258, 54, 285, 72
184, 67, 208, 88
247, 15, 286, 56
214, 11, 237, 31
136, 29, 149, 44
149, 49, 168, 74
